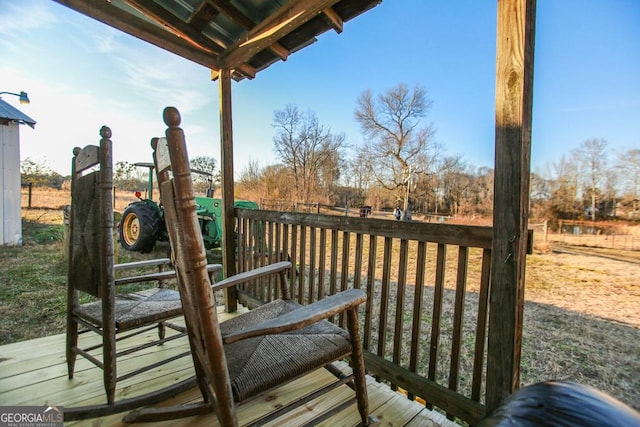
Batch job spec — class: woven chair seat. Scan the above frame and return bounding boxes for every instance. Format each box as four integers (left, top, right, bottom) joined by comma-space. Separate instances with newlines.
220, 299, 352, 402
75, 288, 182, 330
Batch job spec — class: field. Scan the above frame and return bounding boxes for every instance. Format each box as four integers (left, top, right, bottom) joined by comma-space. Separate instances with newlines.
2, 189, 639, 412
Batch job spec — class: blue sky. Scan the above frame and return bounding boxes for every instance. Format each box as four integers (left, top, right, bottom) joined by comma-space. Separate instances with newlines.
1, 0, 638, 178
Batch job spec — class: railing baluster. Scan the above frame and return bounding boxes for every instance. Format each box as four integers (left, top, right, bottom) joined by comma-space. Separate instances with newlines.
238, 217, 248, 274
290, 225, 298, 300
364, 235, 377, 352
392, 238, 408, 391
427, 243, 447, 408
267, 221, 275, 302
472, 248, 492, 402
330, 229, 339, 295
248, 217, 257, 296
282, 224, 289, 300
378, 237, 392, 366
329, 229, 339, 322
308, 227, 317, 304
298, 225, 307, 304
408, 240, 427, 401
339, 231, 350, 328
318, 228, 327, 301
256, 219, 266, 301
449, 246, 469, 395
354, 233, 364, 290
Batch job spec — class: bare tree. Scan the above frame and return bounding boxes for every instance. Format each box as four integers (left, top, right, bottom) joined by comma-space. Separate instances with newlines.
262, 164, 294, 200
549, 154, 580, 219
573, 138, 607, 219
317, 149, 343, 200
190, 155, 219, 195
273, 104, 345, 203
341, 150, 373, 201
20, 157, 65, 189
113, 161, 146, 191
238, 159, 262, 185
354, 83, 438, 219
618, 148, 640, 215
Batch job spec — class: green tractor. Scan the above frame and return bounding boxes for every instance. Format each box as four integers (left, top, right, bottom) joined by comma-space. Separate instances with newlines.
118, 162, 258, 253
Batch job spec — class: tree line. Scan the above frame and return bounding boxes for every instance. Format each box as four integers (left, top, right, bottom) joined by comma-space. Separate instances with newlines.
20, 156, 219, 196
237, 83, 638, 222
531, 140, 639, 221
20, 82, 639, 222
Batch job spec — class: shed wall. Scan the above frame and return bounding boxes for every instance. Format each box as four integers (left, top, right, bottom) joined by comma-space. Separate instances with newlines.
0, 123, 22, 245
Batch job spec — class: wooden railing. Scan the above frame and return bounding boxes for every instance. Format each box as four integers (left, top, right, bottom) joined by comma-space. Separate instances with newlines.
235, 209, 498, 424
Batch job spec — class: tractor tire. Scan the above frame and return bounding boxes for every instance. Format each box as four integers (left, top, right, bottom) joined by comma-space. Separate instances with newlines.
118, 203, 162, 253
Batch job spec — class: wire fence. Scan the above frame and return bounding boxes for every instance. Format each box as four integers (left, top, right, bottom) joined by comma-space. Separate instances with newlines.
550, 220, 640, 251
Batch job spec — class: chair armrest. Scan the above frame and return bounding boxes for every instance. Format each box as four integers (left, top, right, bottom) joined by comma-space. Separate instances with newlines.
114, 258, 171, 271
223, 288, 366, 344
211, 261, 291, 292
116, 263, 223, 286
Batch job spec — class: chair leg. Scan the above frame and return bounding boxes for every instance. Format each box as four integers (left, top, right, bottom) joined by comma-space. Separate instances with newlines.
103, 328, 117, 405
66, 317, 78, 379
158, 322, 166, 341
66, 289, 79, 379
347, 308, 369, 426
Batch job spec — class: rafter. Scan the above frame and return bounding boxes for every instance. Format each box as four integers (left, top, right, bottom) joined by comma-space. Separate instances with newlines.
210, 64, 256, 82
208, 0, 289, 61
323, 7, 343, 33
53, 0, 220, 70
218, 0, 341, 69
188, 1, 220, 32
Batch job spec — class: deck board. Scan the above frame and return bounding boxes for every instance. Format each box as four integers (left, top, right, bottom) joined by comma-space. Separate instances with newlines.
0, 308, 459, 426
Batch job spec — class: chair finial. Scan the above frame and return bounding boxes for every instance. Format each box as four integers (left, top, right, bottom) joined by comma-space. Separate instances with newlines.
100, 125, 112, 139
163, 107, 181, 127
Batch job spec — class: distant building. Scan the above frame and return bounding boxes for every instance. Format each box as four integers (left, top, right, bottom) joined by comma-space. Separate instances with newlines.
0, 98, 36, 245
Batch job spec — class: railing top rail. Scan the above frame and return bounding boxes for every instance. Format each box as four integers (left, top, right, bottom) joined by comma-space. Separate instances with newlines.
236, 208, 493, 249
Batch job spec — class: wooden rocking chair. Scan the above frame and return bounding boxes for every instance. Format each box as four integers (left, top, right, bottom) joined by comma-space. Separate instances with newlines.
124, 107, 370, 426
65, 126, 217, 420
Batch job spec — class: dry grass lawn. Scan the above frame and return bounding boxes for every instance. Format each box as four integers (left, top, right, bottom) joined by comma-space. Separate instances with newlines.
520, 243, 639, 410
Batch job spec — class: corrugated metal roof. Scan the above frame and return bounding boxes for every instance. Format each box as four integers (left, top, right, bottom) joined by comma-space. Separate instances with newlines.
54, 0, 382, 81
0, 99, 36, 129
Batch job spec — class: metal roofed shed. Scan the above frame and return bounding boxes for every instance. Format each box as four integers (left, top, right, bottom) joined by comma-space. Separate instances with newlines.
0, 98, 36, 246
0, 98, 36, 129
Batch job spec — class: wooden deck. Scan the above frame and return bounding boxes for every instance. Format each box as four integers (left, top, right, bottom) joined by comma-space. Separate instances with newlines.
0, 307, 458, 427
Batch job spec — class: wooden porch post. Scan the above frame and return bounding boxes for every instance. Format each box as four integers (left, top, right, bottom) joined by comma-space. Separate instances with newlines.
486, 0, 536, 411
219, 68, 238, 312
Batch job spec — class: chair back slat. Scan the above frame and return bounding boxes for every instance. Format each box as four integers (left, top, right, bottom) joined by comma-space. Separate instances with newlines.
73, 145, 100, 174
69, 172, 101, 297
69, 127, 113, 298
154, 108, 238, 426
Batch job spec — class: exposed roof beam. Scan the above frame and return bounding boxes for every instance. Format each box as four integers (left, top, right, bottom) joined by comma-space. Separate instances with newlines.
219, 0, 341, 69
234, 63, 257, 80
323, 7, 343, 33
125, 0, 224, 53
188, 1, 220, 32
210, 63, 256, 82
208, 0, 289, 61
53, 0, 220, 70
